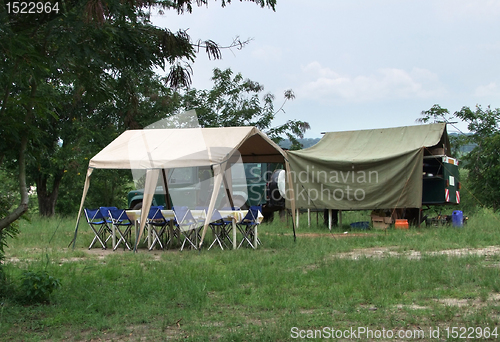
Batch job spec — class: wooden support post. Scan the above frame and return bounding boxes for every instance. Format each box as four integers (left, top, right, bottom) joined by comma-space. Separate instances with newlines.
233, 218, 237, 250
307, 209, 311, 227
328, 209, 332, 231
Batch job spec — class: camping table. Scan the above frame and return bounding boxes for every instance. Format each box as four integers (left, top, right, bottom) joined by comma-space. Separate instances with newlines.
124, 209, 200, 249
125, 209, 262, 250
218, 209, 263, 249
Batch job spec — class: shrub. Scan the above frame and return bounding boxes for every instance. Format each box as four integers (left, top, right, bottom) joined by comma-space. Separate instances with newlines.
19, 270, 61, 304
0, 225, 19, 298
0, 167, 21, 274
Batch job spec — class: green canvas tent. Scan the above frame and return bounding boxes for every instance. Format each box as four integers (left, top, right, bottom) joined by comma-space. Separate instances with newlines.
286, 123, 450, 210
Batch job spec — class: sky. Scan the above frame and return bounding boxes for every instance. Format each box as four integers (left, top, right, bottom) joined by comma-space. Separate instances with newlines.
152, 0, 500, 138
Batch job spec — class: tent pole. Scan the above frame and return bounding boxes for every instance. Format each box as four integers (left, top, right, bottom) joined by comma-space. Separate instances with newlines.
222, 172, 235, 209
284, 158, 296, 242
135, 169, 159, 252
161, 168, 171, 209
70, 168, 93, 250
161, 168, 175, 248
199, 163, 225, 249
328, 209, 332, 231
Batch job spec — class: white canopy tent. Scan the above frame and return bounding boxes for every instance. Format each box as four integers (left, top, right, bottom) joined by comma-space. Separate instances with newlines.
72, 126, 295, 250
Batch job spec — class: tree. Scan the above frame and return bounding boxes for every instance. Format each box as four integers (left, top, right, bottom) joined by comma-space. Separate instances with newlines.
0, 0, 277, 228
419, 104, 500, 210
180, 68, 310, 148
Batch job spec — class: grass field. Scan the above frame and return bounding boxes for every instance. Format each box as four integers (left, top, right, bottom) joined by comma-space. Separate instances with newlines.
2, 209, 500, 341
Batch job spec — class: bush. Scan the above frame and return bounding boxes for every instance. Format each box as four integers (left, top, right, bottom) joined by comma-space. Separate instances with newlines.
19, 270, 61, 304
0, 167, 21, 274
0, 225, 19, 299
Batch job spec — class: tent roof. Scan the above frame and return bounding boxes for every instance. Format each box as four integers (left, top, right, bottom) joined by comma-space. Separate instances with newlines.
89, 126, 285, 170
291, 123, 449, 163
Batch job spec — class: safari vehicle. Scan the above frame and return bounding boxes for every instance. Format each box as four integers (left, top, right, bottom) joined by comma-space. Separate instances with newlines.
422, 154, 460, 205
127, 163, 285, 219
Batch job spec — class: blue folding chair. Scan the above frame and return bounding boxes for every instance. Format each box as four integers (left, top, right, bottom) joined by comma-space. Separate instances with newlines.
85, 208, 112, 249
99, 206, 117, 226
173, 206, 200, 251
108, 208, 133, 251
237, 205, 262, 249
146, 206, 169, 250
207, 209, 230, 250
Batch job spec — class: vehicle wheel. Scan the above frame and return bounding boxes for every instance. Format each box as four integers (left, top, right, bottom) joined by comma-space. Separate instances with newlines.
267, 169, 286, 208
132, 202, 142, 210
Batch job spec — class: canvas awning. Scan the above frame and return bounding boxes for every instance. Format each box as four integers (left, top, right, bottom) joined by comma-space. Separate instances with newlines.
72, 126, 295, 250
286, 123, 450, 210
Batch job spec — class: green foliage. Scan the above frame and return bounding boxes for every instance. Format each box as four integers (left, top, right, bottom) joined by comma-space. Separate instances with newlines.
454, 106, 500, 210
1, 0, 276, 226
57, 170, 133, 215
420, 104, 500, 210
0, 168, 19, 217
463, 133, 500, 210
0, 168, 20, 277
19, 270, 61, 304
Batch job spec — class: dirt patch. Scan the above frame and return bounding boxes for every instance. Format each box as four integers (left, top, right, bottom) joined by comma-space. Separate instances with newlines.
395, 304, 430, 310
5, 247, 164, 264
302, 263, 319, 273
393, 293, 500, 315
268, 232, 377, 238
436, 293, 500, 309
332, 246, 500, 260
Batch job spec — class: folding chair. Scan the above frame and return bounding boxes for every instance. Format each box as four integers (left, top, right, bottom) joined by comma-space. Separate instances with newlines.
207, 209, 230, 250
237, 205, 262, 249
220, 206, 241, 247
107, 208, 133, 251
99, 206, 117, 226
173, 206, 200, 251
146, 206, 169, 250
84, 208, 112, 249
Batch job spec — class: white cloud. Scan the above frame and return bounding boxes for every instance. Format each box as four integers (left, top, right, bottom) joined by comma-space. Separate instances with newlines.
297, 62, 446, 102
474, 82, 500, 97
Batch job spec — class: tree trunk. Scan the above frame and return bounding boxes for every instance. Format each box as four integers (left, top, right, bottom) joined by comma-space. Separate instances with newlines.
0, 134, 29, 231
0, 80, 35, 231
36, 170, 64, 217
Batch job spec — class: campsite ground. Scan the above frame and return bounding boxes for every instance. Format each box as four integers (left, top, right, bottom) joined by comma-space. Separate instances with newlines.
2, 208, 500, 341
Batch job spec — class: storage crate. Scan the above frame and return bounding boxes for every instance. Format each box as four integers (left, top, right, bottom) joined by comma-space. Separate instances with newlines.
371, 215, 392, 229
